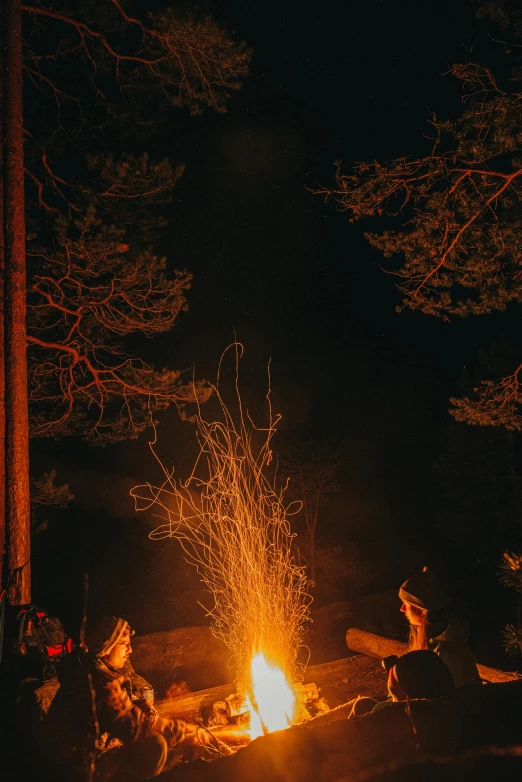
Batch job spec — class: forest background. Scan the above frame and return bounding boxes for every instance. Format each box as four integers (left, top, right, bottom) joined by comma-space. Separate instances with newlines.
6, 0, 522, 670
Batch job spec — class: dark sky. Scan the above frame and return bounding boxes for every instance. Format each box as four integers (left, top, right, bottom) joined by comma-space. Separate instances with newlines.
32, 0, 516, 631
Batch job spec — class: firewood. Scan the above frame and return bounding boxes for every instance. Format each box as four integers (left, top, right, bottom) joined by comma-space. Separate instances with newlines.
223, 681, 319, 718
225, 692, 247, 717
208, 700, 230, 727
207, 723, 251, 746
157, 657, 376, 721
295, 682, 319, 702
311, 697, 329, 714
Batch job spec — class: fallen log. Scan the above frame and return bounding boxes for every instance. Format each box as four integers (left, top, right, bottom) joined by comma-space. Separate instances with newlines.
158, 681, 236, 721
131, 626, 230, 696
346, 627, 522, 683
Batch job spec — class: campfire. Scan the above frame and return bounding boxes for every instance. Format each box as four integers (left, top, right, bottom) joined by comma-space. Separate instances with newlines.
203, 653, 322, 752
246, 652, 296, 737
132, 347, 316, 752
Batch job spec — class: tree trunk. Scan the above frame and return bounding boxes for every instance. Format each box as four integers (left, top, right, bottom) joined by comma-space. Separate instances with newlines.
3, 0, 30, 605
0, 43, 6, 589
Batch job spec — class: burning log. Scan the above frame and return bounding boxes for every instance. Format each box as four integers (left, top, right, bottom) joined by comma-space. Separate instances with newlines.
132, 351, 312, 704
225, 692, 247, 718
158, 681, 236, 722
207, 723, 252, 746
346, 627, 522, 683
295, 682, 320, 702
208, 700, 230, 726
158, 655, 387, 724
224, 682, 319, 718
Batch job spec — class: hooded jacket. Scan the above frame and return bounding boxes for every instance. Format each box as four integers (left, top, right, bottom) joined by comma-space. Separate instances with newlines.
429, 616, 480, 689
44, 618, 187, 774
91, 655, 186, 749
399, 569, 480, 688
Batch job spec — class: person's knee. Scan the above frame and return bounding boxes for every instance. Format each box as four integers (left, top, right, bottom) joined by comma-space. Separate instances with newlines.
141, 733, 168, 777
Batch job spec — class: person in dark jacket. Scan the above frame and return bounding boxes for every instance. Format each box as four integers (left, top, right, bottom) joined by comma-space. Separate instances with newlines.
385, 649, 455, 703
399, 567, 480, 688
47, 616, 208, 781
308, 650, 456, 727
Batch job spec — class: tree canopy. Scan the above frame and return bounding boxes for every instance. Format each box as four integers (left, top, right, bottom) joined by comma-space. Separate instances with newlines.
15, 0, 250, 441
319, 8, 522, 430
0, 0, 250, 597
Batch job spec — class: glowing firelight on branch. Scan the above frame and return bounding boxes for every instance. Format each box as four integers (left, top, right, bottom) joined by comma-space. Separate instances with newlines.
131, 344, 312, 712
247, 651, 297, 739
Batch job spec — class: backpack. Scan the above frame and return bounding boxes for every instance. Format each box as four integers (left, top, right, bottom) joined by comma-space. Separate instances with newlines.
17, 605, 73, 679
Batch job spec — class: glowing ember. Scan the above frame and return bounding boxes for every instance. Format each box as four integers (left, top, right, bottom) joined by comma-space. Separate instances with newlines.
132, 346, 312, 707
246, 651, 296, 739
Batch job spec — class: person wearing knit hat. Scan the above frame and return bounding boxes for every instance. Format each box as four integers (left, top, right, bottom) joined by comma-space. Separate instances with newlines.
85, 616, 133, 663
398, 568, 480, 688
399, 567, 450, 614
47, 616, 210, 781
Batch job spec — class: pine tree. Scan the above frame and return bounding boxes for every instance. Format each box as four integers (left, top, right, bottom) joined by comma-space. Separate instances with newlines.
319, 0, 522, 654
0, 0, 250, 600
281, 443, 340, 584
318, 54, 522, 429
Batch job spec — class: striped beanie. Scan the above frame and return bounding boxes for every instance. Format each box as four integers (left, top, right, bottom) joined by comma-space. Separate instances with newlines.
399, 566, 449, 613
85, 616, 130, 658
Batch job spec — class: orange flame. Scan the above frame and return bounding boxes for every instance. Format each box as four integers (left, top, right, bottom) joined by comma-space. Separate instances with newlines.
246, 651, 296, 739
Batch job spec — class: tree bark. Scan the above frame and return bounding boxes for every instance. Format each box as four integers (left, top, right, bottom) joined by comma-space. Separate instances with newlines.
3, 0, 30, 604
0, 42, 6, 589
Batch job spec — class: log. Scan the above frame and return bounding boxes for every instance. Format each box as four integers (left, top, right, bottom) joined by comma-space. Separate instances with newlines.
345, 628, 407, 660
224, 682, 320, 717
206, 723, 251, 746
131, 626, 231, 697
158, 681, 236, 720
157, 654, 387, 721
225, 692, 247, 717
296, 682, 320, 702
346, 627, 522, 684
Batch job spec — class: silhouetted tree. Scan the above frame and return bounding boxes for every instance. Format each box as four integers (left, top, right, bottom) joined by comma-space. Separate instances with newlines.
319, 39, 522, 430
499, 551, 522, 654
476, 0, 522, 36
321, 0, 522, 654
433, 340, 522, 568
30, 470, 73, 535
281, 443, 340, 584
0, 0, 250, 600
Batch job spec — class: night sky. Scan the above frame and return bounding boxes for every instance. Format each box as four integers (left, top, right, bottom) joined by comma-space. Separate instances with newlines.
31, 0, 518, 645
